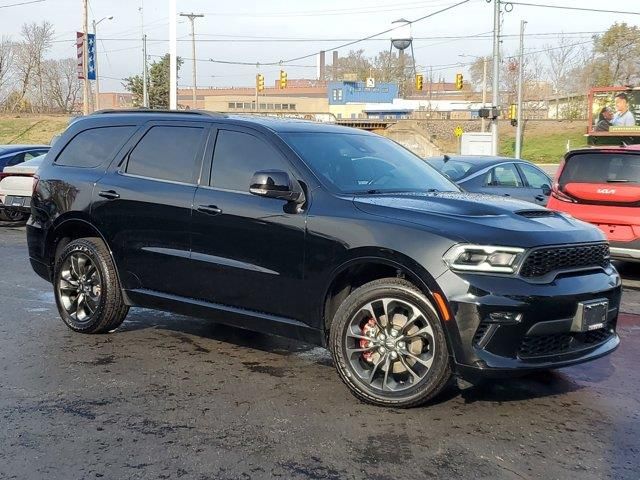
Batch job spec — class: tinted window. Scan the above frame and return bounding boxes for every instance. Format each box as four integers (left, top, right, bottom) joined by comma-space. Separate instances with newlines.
127, 125, 205, 184
519, 164, 550, 188
211, 130, 290, 191
485, 164, 523, 187
57, 126, 135, 168
559, 153, 640, 186
282, 132, 457, 194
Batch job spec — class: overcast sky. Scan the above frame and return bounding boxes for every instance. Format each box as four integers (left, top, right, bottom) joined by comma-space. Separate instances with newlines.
0, 0, 637, 92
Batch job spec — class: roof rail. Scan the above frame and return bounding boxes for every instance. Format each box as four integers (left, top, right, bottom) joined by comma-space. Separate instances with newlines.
91, 108, 227, 118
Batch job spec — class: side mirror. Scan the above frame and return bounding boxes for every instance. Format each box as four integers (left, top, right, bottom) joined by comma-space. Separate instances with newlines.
541, 184, 551, 196
250, 170, 304, 203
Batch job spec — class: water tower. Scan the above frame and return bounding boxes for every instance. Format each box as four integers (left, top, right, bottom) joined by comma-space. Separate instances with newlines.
390, 18, 416, 97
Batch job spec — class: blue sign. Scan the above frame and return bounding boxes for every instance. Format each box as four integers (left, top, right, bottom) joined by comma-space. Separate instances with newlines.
87, 33, 96, 80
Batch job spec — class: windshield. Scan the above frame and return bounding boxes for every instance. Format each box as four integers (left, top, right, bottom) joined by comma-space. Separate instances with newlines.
281, 132, 459, 194
560, 152, 640, 186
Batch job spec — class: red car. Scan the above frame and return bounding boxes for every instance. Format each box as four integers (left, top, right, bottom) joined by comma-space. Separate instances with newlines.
547, 145, 640, 262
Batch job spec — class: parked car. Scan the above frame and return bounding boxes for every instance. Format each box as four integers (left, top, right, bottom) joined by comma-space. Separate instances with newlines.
27, 111, 620, 407
547, 145, 640, 263
0, 154, 45, 222
0, 145, 49, 171
426, 155, 553, 206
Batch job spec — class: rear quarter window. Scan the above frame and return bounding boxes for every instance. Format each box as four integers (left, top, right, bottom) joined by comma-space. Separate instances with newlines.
560, 153, 640, 186
55, 126, 137, 168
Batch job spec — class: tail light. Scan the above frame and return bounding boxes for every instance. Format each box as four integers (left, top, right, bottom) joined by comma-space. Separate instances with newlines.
550, 182, 576, 203
32, 174, 40, 194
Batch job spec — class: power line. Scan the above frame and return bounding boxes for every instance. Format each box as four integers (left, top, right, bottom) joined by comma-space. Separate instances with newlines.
199, 0, 453, 18
505, 1, 640, 16
0, 0, 44, 8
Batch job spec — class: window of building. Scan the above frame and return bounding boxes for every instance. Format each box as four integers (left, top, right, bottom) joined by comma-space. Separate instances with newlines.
210, 130, 290, 192
56, 126, 136, 168
126, 126, 204, 184
350, 113, 356, 119
290, 104, 296, 110
282, 104, 289, 110
275, 104, 282, 110
228, 102, 235, 109
259, 103, 266, 109
267, 103, 274, 109
337, 89, 343, 100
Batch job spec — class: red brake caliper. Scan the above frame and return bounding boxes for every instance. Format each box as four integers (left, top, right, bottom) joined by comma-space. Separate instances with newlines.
360, 318, 378, 363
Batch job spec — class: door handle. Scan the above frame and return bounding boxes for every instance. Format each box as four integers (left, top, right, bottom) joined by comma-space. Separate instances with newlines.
503, 193, 510, 197
197, 204, 222, 216
98, 190, 120, 200
535, 195, 545, 202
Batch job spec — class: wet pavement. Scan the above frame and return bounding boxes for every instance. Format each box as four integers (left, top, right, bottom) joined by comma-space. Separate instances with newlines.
0, 225, 639, 479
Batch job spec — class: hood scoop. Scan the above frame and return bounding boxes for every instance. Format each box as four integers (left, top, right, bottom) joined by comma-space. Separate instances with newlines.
516, 210, 556, 218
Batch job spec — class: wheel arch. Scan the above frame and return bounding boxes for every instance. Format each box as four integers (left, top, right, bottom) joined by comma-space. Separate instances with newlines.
321, 248, 451, 344
44, 215, 129, 303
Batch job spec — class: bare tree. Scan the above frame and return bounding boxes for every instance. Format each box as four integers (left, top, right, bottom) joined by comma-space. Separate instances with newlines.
0, 36, 15, 107
12, 21, 54, 112
43, 58, 81, 113
544, 35, 579, 118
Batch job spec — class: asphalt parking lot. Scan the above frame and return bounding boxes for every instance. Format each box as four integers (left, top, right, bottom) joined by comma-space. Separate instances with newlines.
1, 224, 639, 480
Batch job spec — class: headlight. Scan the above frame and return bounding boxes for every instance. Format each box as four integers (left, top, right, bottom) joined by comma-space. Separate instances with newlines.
444, 244, 526, 274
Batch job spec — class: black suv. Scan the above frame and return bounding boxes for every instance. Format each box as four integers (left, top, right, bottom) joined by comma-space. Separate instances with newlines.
27, 111, 621, 407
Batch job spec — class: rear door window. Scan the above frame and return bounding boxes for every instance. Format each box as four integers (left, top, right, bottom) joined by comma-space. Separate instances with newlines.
485, 164, 523, 187
559, 153, 640, 186
56, 126, 136, 168
126, 125, 205, 184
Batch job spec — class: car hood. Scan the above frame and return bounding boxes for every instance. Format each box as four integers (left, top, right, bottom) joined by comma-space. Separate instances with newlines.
352, 191, 605, 248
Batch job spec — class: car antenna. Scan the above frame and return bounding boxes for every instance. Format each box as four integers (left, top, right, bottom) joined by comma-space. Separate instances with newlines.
621, 141, 628, 147
443, 154, 450, 163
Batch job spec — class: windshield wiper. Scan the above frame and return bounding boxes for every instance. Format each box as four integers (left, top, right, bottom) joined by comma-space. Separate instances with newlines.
607, 179, 631, 183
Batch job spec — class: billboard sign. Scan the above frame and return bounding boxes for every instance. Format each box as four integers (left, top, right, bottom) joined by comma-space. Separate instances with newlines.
589, 87, 640, 136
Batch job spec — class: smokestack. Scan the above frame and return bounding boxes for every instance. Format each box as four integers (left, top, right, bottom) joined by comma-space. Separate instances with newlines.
332, 51, 338, 81
318, 50, 326, 81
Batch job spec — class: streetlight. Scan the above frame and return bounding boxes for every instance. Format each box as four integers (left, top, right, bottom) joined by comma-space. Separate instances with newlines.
460, 54, 488, 133
92, 15, 114, 111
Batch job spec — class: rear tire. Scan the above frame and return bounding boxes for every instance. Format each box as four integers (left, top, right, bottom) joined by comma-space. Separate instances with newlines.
53, 237, 128, 333
329, 278, 452, 408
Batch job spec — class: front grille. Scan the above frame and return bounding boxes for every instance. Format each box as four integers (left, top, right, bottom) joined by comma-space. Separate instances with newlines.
518, 324, 613, 359
520, 243, 610, 278
516, 210, 556, 218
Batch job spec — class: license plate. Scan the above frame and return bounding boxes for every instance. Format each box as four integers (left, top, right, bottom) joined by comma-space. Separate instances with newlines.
580, 300, 608, 331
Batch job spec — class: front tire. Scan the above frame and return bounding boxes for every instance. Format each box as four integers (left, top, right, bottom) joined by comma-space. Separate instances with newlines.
329, 278, 452, 408
53, 237, 129, 333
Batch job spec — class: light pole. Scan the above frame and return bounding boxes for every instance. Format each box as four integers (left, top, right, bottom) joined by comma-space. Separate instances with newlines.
515, 20, 527, 159
92, 15, 113, 111
460, 54, 488, 132
179, 12, 204, 108
491, 0, 501, 156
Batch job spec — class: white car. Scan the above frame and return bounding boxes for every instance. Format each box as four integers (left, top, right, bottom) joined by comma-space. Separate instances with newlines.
0, 154, 45, 222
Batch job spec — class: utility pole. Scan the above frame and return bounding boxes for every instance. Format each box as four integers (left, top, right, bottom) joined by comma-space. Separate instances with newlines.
142, 34, 149, 107
179, 13, 204, 108
82, 0, 89, 115
491, 0, 501, 155
481, 56, 488, 132
515, 20, 527, 158
169, 0, 177, 109
93, 15, 113, 111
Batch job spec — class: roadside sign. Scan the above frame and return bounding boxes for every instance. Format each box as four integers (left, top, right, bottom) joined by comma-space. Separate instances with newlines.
454, 126, 463, 138
366, 77, 375, 88
76, 32, 96, 80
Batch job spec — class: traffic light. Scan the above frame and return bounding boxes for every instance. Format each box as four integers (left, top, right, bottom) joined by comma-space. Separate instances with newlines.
509, 104, 517, 126
455, 73, 463, 90
256, 73, 264, 92
415, 74, 424, 91
279, 70, 287, 89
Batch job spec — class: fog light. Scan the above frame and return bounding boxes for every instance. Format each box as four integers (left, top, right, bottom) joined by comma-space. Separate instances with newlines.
488, 312, 522, 324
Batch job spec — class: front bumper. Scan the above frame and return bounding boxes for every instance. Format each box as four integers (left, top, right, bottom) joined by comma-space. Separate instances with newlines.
436, 265, 622, 383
